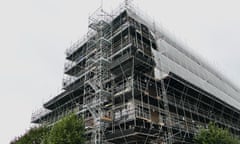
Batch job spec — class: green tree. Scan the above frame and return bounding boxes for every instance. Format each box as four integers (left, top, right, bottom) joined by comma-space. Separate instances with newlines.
47, 113, 85, 144
194, 122, 240, 144
10, 126, 49, 144
11, 113, 85, 144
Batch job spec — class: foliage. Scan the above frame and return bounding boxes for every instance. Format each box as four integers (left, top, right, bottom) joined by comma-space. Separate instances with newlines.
194, 122, 240, 144
10, 126, 49, 144
11, 113, 85, 144
47, 113, 85, 144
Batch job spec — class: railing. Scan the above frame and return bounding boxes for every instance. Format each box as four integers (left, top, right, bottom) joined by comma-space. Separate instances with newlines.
66, 30, 96, 57
88, 8, 112, 32
64, 61, 76, 72
111, 52, 132, 69
63, 76, 77, 88
31, 107, 51, 122
63, 75, 86, 90
114, 81, 131, 95
114, 103, 135, 122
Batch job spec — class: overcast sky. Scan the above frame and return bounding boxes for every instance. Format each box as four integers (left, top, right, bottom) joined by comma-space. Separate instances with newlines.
0, 0, 240, 143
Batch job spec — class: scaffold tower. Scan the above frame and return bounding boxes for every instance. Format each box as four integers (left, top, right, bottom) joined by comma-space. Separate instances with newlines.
31, 1, 240, 144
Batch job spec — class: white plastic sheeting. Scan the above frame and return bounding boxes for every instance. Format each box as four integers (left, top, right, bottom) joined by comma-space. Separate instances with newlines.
152, 43, 240, 110
125, 5, 240, 110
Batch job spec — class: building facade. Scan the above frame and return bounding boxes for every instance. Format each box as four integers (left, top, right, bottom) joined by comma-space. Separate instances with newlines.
31, 2, 240, 144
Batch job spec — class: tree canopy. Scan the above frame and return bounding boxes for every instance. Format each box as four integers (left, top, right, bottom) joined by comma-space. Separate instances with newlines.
11, 113, 85, 144
47, 113, 85, 144
10, 126, 49, 144
194, 122, 240, 144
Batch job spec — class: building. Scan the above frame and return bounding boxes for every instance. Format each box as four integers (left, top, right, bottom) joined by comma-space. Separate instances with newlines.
31, 2, 240, 144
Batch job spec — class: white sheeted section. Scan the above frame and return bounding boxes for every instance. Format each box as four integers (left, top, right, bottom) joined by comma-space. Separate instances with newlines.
125, 6, 240, 110
152, 43, 240, 110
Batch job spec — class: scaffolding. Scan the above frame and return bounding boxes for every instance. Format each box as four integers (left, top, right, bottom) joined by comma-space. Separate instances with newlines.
31, 1, 240, 144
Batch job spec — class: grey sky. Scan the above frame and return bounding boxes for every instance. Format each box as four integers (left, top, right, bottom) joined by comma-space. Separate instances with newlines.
0, 0, 240, 143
